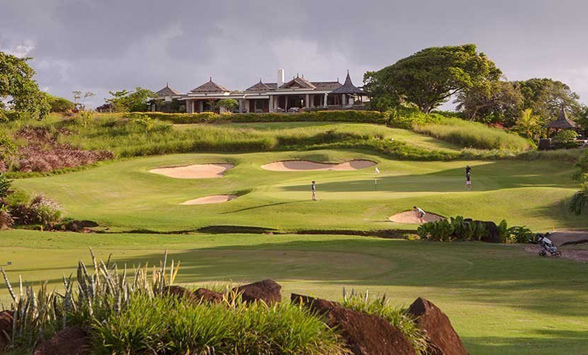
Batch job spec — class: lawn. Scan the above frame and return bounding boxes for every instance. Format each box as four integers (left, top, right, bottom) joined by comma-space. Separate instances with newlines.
12, 149, 584, 232
0, 230, 586, 355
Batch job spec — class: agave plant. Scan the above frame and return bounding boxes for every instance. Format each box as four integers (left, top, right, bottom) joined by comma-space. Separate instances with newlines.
1, 249, 180, 349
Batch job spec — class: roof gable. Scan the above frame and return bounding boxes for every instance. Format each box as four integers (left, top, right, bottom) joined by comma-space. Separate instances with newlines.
246, 80, 274, 92
280, 76, 316, 89
190, 78, 230, 93
155, 84, 179, 97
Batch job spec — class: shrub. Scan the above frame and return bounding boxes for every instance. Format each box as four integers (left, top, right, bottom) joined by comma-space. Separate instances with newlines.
9, 194, 62, 227
552, 130, 579, 149
0, 172, 11, 199
126, 110, 389, 124
342, 290, 428, 355
419, 216, 532, 243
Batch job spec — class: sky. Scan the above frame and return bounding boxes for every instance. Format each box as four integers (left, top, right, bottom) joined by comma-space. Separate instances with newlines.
1, 0, 587, 108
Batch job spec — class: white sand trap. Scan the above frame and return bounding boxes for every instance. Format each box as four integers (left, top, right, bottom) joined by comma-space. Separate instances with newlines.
150, 163, 234, 179
261, 160, 376, 172
388, 211, 445, 224
180, 194, 238, 205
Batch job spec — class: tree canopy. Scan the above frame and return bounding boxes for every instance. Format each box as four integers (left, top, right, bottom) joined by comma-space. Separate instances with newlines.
364, 44, 502, 113
0, 51, 49, 120
455, 81, 522, 125
106, 87, 156, 112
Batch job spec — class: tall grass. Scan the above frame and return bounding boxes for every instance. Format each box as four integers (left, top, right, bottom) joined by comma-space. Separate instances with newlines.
94, 295, 345, 355
415, 117, 533, 151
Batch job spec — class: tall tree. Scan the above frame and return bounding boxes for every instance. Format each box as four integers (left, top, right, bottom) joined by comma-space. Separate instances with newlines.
515, 78, 583, 123
455, 81, 523, 125
106, 87, 156, 112
364, 44, 502, 113
0, 51, 49, 120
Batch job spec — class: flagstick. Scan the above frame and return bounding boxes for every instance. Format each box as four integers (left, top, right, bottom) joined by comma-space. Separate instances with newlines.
374, 172, 377, 191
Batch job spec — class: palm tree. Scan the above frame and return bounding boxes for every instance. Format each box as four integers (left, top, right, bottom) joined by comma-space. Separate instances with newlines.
514, 108, 542, 140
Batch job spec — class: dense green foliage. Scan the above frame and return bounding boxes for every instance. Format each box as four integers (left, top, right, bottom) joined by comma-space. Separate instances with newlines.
570, 151, 588, 215
45, 93, 75, 112
455, 81, 523, 125
364, 44, 501, 113
127, 110, 389, 124
0, 51, 50, 121
457, 77, 586, 128
106, 87, 156, 112
215, 98, 239, 112
417, 216, 533, 243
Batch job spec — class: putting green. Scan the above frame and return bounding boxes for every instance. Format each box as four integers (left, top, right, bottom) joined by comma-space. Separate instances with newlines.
12, 150, 584, 232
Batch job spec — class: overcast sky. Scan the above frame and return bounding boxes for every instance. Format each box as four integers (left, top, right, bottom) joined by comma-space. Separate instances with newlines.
1, 0, 587, 108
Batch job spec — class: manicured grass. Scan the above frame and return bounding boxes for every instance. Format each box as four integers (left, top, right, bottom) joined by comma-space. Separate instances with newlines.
0, 230, 587, 355
12, 150, 584, 232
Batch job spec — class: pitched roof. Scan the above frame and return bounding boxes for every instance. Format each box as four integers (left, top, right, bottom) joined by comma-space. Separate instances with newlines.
246, 80, 275, 92
331, 71, 364, 94
280, 76, 316, 89
190, 78, 230, 93
312, 81, 342, 91
546, 108, 578, 129
155, 84, 179, 97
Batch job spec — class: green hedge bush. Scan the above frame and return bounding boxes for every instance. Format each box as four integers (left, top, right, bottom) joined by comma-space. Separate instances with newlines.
126, 110, 389, 124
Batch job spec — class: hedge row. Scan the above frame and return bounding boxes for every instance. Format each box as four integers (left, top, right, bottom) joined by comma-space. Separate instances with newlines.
125, 110, 389, 124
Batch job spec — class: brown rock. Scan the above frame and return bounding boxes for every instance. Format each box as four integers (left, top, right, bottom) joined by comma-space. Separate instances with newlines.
233, 279, 281, 304
194, 288, 224, 303
0, 310, 13, 352
32, 327, 91, 355
162, 286, 197, 302
407, 298, 468, 355
292, 294, 416, 355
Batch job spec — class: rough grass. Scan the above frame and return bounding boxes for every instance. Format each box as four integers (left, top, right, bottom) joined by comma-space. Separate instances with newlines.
414, 117, 533, 151
93, 295, 345, 355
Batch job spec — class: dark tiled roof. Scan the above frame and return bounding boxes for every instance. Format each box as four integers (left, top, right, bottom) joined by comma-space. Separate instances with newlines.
312, 81, 342, 91
281, 76, 316, 89
155, 84, 179, 97
331, 72, 364, 94
190, 78, 230, 93
246, 80, 275, 92
546, 108, 577, 129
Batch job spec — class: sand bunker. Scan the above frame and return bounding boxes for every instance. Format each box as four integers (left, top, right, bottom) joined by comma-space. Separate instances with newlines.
388, 211, 445, 224
261, 160, 376, 172
180, 194, 238, 205
150, 163, 234, 179
546, 231, 588, 246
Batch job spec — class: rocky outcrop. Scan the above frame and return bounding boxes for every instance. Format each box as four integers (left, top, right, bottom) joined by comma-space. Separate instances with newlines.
32, 327, 91, 355
233, 279, 281, 304
292, 294, 416, 355
162, 285, 197, 302
194, 288, 224, 303
0, 310, 13, 352
407, 298, 468, 355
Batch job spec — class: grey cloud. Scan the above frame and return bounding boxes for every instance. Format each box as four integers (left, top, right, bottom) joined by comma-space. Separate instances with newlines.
1, 0, 587, 107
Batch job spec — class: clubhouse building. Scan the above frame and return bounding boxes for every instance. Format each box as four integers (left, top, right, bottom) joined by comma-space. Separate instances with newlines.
151, 69, 366, 113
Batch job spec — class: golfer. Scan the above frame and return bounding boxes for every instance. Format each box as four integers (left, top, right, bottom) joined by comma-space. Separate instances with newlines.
413, 206, 425, 222
465, 165, 472, 190
311, 180, 317, 201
